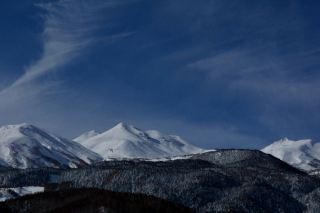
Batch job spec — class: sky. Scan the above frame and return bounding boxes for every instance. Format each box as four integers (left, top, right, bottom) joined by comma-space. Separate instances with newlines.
0, 0, 320, 149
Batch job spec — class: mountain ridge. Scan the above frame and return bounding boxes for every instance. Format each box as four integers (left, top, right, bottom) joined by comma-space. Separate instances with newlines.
1, 150, 319, 212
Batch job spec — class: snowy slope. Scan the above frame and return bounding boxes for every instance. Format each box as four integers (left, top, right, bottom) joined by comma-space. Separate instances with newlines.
262, 138, 320, 171
0, 186, 44, 202
74, 130, 99, 143
0, 124, 103, 169
75, 122, 204, 159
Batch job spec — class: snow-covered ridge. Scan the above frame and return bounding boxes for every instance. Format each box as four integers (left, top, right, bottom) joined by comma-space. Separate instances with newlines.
0, 186, 44, 202
262, 138, 320, 171
0, 123, 103, 169
75, 122, 205, 159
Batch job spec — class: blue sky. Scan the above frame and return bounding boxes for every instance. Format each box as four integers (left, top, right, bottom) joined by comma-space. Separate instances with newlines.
0, 0, 320, 149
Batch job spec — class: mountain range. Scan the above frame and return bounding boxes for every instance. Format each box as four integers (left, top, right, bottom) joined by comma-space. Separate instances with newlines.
0, 122, 319, 172
0, 122, 204, 169
1, 123, 320, 212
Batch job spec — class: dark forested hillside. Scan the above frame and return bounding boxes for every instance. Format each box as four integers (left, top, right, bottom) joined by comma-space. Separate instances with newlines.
1, 150, 320, 212
0, 188, 193, 213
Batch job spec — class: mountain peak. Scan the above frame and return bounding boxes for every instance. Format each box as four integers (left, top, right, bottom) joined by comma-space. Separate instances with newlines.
274, 138, 313, 146
113, 122, 128, 129
107, 122, 144, 137
116, 122, 128, 127
280, 137, 289, 142
0, 123, 38, 140
76, 123, 204, 159
112, 122, 135, 131
0, 123, 33, 130
262, 138, 320, 171
0, 123, 102, 169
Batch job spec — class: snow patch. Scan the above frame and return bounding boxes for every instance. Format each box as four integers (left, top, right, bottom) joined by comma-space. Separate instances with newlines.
0, 186, 44, 202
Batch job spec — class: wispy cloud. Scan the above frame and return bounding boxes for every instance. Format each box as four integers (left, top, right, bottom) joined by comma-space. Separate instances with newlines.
0, 0, 135, 118
187, 47, 320, 105
185, 46, 320, 139
2, 0, 134, 93
13, 0, 120, 87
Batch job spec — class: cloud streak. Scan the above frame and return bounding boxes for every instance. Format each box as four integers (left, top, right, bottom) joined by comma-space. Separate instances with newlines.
0, 0, 136, 120
188, 47, 320, 105
0, 0, 136, 130
3, 0, 133, 91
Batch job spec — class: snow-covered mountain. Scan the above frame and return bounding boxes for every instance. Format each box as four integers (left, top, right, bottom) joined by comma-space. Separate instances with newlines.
262, 138, 320, 171
0, 124, 103, 169
74, 122, 204, 159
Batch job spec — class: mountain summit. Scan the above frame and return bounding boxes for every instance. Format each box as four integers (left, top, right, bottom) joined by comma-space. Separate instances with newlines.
261, 138, 320, 171
0, 123, 103, 169
75, 122, 204, 159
